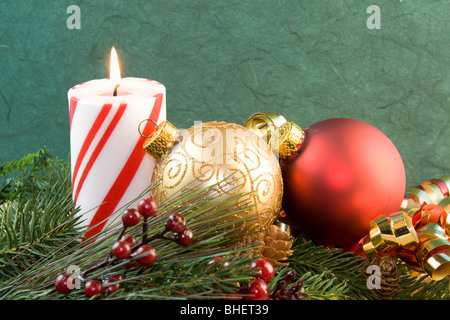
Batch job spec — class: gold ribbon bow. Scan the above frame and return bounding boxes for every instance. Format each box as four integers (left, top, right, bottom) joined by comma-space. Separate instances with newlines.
359, 177, 450, 281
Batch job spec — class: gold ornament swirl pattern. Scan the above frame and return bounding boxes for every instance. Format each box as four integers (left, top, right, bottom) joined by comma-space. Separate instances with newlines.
160, 151, 189, 190
151, 121, 283, 240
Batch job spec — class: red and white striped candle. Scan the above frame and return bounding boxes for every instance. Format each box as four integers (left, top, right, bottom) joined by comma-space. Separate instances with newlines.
68, 48, 166, 238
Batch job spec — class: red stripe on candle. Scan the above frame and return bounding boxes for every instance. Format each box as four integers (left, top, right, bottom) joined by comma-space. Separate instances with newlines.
69, 97, 79, 129
84, 94, 164, 239
72, 104, 113, 187
74, 103, 127, 204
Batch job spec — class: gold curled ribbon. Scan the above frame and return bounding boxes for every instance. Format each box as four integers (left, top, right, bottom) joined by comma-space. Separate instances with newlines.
423, 253, 450, 281
359, 212, 418, 258
438, 197, 450, 234
401, 176, 450, 209
415, 224, 450, 281
414, 204, 448, 230
416, 223, 448, 241
390, 212, 419, 246
359, 177, 450, 281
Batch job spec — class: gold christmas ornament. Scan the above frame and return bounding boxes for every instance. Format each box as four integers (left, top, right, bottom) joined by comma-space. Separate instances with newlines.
142, 120, 283, 240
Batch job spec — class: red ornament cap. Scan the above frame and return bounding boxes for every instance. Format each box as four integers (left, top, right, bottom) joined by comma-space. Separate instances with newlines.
244, 112, 305, 159
268, 121, 305, 159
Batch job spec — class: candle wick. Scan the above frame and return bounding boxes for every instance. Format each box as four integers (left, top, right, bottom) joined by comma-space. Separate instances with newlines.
113, 84, 120, 96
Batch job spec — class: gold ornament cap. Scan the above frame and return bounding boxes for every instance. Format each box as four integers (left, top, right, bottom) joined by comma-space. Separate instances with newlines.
141, 120, 180, 158
244, 112, 305, 159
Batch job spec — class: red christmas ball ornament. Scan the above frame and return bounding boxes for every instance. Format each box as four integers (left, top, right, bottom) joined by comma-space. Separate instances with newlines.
246, 114, 406, 251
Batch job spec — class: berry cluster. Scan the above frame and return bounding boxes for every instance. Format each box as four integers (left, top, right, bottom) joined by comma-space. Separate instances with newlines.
54, 273, 125, 298
204, 257, 274, 300
210, 257, 306, 300
241, 259, 275, 300
54, 197, 194, 298
240, 259, 307, 300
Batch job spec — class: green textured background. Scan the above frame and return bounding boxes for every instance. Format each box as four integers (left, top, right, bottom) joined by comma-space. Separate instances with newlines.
0, 0, 448, 187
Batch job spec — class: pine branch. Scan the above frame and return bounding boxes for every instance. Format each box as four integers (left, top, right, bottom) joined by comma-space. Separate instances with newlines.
397, 272, 450, 300
286, 237, 373, 300
0, 149, 83, 281
0, 147, 53, 202
1, 148, 449, 300
0, 157, 261, 300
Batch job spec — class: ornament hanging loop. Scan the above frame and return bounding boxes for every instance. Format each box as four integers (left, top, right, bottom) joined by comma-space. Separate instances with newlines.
138, 118, 159, 139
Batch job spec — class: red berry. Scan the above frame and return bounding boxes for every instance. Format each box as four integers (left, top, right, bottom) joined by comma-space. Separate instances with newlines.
244, 279, 270, 300
134, 245, 157, 267
55, 273, 75, 294
249, 259, 275, 284
137, 198, 158, 217
103, 275, 124, 295
166, 213, 186, 233
121, 233, 137, 246
84, 279, 103, 298
106, 284, 120, 295
122, 208, 141, 227
111, 241, 132, 259
175, 228, 193, 246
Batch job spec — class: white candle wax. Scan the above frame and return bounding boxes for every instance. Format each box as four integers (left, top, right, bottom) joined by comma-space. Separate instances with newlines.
68, 77, 166, 238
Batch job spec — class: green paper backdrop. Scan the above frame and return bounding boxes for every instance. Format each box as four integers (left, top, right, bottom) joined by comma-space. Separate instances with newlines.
0, 0, 448, 187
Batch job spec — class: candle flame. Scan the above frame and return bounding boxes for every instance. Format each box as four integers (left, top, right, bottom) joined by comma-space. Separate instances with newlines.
110, 47, 121, 83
